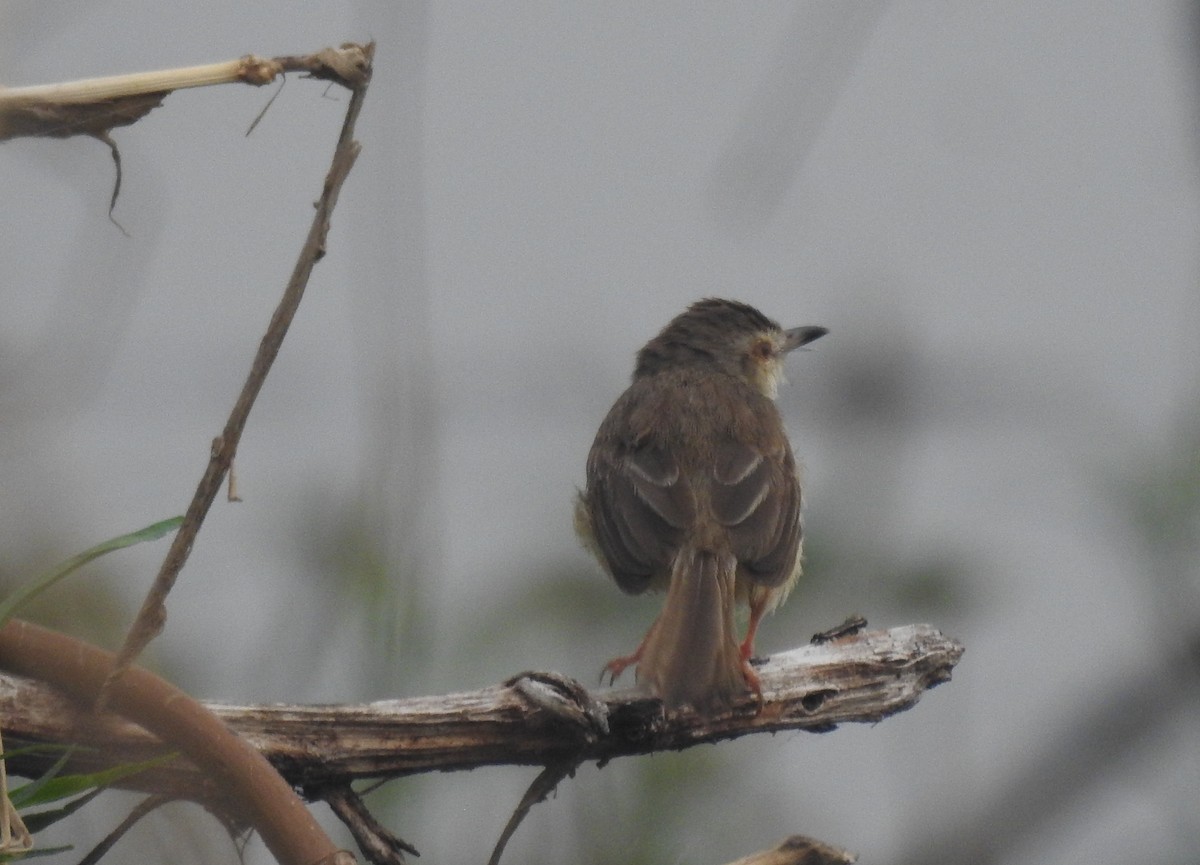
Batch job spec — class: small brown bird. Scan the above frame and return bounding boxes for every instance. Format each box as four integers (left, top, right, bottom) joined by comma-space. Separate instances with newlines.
725, 834, 857, 865
575, 298, 826, 709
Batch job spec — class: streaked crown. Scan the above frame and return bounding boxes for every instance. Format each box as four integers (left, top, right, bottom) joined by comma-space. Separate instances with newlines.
635, 298, 782, 377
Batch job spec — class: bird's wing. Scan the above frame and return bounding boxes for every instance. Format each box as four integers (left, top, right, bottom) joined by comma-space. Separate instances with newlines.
711, 440, 802, 587
587, 444, 693, 594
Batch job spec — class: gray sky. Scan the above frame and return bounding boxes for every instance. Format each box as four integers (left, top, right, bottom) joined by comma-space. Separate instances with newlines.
3, 3, 1198, 863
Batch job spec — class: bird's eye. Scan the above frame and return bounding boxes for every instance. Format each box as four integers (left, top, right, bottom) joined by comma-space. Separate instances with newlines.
751, 340, 774, 360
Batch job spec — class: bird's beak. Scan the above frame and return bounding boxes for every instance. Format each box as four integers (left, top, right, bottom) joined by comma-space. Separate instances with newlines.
782, 325, 828, 353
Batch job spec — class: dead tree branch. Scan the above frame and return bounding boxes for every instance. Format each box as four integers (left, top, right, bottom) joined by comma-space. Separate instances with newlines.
0, 624, 962, 798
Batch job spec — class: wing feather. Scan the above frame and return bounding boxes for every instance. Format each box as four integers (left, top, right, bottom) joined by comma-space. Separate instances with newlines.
586, 445, 693, 593
712, 441, 802, 588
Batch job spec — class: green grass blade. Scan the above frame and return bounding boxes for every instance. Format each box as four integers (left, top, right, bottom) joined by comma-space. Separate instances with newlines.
0, 844, 74, 861
0, 516, 182, 626
0, 745, 77, 762
6, 749, 73, 810
10, 752, 177, 809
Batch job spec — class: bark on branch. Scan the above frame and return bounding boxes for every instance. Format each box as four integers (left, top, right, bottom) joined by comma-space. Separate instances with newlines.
0, 624, 961, 799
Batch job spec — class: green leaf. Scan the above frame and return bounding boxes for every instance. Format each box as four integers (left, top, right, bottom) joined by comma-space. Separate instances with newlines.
0, 844, 74, 861
0, 745, 76, 762
10, 752, 176, 809
0, 516, 183, 626
7, 750, 73, 809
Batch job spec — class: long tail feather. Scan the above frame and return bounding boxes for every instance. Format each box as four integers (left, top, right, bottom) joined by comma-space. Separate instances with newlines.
637, 547, 747, 709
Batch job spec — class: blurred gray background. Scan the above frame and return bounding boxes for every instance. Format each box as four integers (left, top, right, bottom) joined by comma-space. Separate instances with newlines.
3, 2, 1199, 863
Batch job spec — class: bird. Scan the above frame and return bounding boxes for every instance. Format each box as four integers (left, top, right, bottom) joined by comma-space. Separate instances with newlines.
575, 298, 826, 710
725, 834, 857, 865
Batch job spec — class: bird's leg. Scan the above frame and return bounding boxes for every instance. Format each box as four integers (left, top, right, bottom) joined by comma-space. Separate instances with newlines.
601, 613, 660, 686
741, 661, 763, 705
739, 596, 770, 707
739, 595, 769, 664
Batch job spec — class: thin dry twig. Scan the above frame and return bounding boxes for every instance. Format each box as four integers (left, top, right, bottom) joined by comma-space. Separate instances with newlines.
76, 793, 175, 865
0, 44, 373, 225
99, 42, 374, 706
0, 728, 33, 856
0, 39, 374, 865
321, 786, 419, 865
487, 759, 579, 865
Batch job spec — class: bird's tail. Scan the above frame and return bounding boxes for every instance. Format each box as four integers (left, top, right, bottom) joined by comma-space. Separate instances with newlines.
637, 547, 747, 709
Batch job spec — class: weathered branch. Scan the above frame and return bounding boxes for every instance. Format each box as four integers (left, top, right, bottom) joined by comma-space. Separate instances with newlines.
0, 45, 372, 142
0, 625, 962, 798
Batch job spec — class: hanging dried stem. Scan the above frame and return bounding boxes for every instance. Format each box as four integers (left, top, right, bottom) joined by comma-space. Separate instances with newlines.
98, 42, 374, 705
0, 45, 372, 142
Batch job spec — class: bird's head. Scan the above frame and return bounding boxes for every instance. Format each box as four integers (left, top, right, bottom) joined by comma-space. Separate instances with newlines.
634, 298, 827, 399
